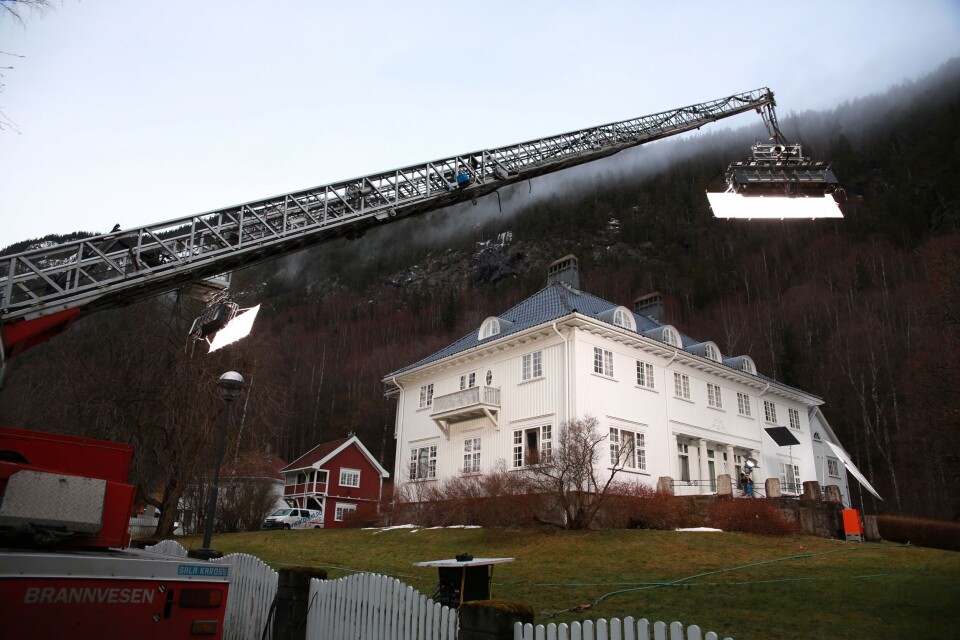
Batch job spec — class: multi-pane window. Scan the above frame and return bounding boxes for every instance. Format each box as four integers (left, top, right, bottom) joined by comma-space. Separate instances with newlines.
460, 372, 477, 390
737, 392, 752, 417
677, 443, 690, 481
636, 361, 655, 389
521, 351, 543, 381
613, 308, 632, 329
610, 428, 646, 471
707, 383, 723, 409
673, 372, 691, 399
764, 400, 777, 423
463, 438, 481, 473
779, 462, 801, 494
419, 384, 434, 409
788, 408, 801, 430
339, 468, 360, 488
704, 344, 720, 362
409, 445, 437, 480
663, 328, 679, 346
593, 347, 613, 377
827, 458, 840, 477
334, 503, 357, 522
513, 425, 552, 467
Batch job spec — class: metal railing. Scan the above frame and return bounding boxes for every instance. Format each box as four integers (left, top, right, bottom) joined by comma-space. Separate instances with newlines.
431, 385, 500, 414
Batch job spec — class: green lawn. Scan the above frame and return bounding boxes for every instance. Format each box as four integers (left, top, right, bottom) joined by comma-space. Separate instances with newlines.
185, 527, 959, 640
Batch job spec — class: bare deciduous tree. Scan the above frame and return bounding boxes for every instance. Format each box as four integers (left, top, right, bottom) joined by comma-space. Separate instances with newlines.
523, 416, 632, 530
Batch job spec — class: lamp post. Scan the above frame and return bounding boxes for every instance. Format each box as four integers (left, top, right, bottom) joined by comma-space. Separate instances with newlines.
198, 371, 244, 559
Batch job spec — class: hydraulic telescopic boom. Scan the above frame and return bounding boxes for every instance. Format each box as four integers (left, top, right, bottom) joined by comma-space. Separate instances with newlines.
1, 88, 803, 360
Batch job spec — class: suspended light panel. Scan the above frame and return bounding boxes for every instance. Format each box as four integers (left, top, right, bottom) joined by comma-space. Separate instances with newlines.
207, 304, 260, 353
708, 192, 843, 219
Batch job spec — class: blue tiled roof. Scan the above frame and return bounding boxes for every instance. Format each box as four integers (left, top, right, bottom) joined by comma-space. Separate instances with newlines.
385, 282, 820, 401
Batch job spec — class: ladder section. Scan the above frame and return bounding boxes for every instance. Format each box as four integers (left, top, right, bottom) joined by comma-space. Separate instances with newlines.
0, 89, 774, 324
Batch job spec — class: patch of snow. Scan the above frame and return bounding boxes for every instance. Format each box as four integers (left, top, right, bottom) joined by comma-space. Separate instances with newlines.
675, 527, 724, 532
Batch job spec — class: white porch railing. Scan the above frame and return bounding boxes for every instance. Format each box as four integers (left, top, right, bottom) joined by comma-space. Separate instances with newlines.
307, 572, 457, 640
515, 617, 733, 640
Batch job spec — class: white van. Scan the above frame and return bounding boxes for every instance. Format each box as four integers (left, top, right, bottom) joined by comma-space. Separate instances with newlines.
261, 507, 323, 530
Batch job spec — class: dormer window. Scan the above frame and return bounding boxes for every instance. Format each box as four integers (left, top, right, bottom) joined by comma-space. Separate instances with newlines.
686, 341, 722, 362
598, 306, 636, 332
642, 325, 682, 348
479, 316, 513, 340
722, 355, 757, 376
613, 307, 635, 331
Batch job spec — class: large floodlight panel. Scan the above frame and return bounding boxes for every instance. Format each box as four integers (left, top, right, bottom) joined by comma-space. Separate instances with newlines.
708, 193, 843, 219
208, 304, 260, 353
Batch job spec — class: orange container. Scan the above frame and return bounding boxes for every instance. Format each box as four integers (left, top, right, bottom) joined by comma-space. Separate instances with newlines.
842, 508, 864, 541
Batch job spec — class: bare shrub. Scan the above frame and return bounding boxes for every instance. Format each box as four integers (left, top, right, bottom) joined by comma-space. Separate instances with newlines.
708, 498, 801, 536
600, 482, 688, 530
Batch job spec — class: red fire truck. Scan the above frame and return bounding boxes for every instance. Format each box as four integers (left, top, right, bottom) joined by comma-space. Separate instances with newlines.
0, 426, 230, 639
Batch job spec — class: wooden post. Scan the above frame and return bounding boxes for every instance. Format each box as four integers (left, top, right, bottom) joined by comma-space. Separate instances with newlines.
272, 567, 327, 640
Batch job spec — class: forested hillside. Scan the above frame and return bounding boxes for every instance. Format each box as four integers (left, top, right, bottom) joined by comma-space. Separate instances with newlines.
2, 59, 958, 524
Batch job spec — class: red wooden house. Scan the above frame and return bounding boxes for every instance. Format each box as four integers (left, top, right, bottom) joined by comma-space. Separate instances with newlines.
280, 435, 390, 528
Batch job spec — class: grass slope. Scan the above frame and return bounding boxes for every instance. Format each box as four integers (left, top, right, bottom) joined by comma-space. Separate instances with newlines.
191, 528, 959, 640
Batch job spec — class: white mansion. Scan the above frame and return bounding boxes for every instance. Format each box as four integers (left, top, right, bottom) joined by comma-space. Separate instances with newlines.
384, 256, 856, 504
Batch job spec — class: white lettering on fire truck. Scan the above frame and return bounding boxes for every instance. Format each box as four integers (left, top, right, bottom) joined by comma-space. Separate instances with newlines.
23, 586, 156, 605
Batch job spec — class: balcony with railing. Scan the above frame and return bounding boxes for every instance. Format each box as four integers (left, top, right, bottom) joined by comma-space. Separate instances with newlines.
430, 386, 500, 437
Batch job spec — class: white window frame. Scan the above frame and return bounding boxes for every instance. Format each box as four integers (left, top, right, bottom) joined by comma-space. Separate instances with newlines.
677, 442, 690, 482
663, 328, 679, 347
673, 372, 690, 399
334, 503, 357, 522
522, 351, 543, 381
512, 424, 552, 468
409, 445, 437, 480
613, 307, 634, 330
737, 392, 752, 417
463, 437, 481, 474
707, 383, 723, 409
788, 407, 801, 430
610, 427, 646, 471
827, 458, 840, 478
593, 347, 614, 377
779, 462, 801, 495
460, 372, 477, 390
479, 318, 501, 340
419, 383, 434, 409
339, 468, 360, 488
636, 360, 655, 389
704, 343, 720, 362
764, 400, 778, 423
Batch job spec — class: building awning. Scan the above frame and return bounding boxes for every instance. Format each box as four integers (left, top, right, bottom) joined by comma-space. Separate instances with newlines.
824, 441, 883, 501
764, 426, 801, 447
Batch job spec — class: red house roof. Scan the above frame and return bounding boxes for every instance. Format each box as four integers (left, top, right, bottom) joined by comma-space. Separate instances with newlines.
281, 436, 389, 478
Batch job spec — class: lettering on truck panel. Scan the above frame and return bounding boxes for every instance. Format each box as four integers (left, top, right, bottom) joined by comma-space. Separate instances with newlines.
23, 586, 156, 605
177, 565, 228, 577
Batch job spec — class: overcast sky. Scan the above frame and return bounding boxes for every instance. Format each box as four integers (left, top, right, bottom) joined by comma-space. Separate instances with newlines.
1, 1, 958, 248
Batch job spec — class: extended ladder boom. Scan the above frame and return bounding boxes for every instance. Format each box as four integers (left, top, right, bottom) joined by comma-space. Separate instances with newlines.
0, 88, 776, 357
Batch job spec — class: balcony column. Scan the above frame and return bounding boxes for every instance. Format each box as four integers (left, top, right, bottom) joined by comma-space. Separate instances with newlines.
697, 438, 709, 495
726, 444, 736, 475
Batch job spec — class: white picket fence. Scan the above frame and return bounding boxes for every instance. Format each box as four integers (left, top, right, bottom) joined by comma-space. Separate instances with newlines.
139, 544, 730, 640
514, 618, 733, 640
307, 572, 458, 640
144, 540, 278, 640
